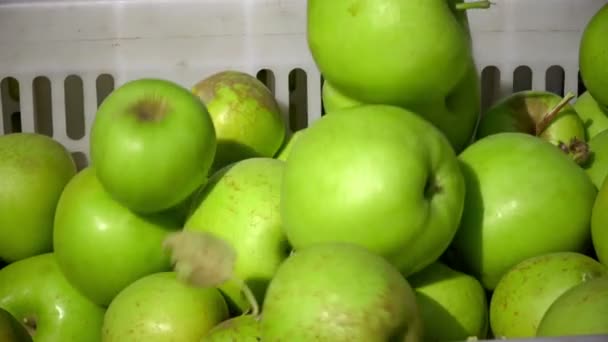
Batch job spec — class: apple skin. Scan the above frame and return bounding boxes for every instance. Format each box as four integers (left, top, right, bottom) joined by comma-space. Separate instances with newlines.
0, 133, 76, 262
321, 81, 363, 114
0, 307, 32, 342
260, 243, 422, 342
102, 272, 229, 342
591, 174, 608, 266
90, 78, 217, 214
307, 0, 471, 108
574, 91, 608, 140
184, 158, 290, 313
408, 262, 488, 341
476, 91, 586, 149
275, 129, 305, 161
281, 104, 465, 276
192, 70, 287, 173
0, 253, 105, 341
452, 132, 597, 290
53, 167, 182, 307
536, 275, 608, 337
584, 129, 608, 189
489, 252, 608, 338
580, 4, 608, 108
201, 315, 261, 341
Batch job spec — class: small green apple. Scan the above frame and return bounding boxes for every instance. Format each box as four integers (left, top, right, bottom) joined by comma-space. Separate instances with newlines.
477, 91, 588, 164
184, 158, 289, 313
584, 129, 608, 189
408, 262, 488, 341
260, 243, 422, 342
0, 133, 76, 262
0, 253, 105, 341
452, 132, 597, 290
591, 175, 608, 266
90, 78, 216, 214
192, 70, 287, 173
201, 315, 261, 342
536, 276, 608, 336
574, 91, 608, 140
321, 81, 363, 114
102, 272, 229, 342
0, 307, 32, 342
489, 252, 608, 338
281, 104, 465, 276
580, 4, 608, 108
275, 128, 305, 161
53, 167, 182, 307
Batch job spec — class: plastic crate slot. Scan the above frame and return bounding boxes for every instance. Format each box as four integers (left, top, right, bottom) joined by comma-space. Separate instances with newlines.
32, 76, 53, 137
71, 151, 88, 172
545, 65, 565, 97
481, 66, 501, 115
96, 74, 115, 108
577, 70, 587, 96
64, 75, 85, 141
0, 77, 21, 134
513, 66, 533, 93
256, 69, 275, 96
288, 68, 308, 132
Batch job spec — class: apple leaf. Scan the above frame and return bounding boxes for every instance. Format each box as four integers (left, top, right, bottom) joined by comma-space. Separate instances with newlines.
162, 230, 236, 288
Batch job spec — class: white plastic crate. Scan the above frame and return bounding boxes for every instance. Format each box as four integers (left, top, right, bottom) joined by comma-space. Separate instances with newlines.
0, 0, 606, 169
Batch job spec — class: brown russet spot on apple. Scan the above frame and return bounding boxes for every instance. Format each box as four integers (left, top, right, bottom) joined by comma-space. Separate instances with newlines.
129, 98, 170, 122
507, 96, 547, 135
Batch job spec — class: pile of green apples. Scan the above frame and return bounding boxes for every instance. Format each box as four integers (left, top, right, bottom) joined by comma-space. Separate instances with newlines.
1, 1, 608, 341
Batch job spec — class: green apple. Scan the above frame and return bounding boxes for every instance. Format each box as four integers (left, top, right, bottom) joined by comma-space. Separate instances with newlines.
0, 307, 32, 342
307, 0, 481, 107
192, 70, 286, 173
201, 315, 261, 342
275, 128, 305, 161
489, 252, 608, 338
260, 243, 422, 341
574, 91, 608, 139
321, 81, 363, 114
477, 91, 588, 164
53, 167, 182, 307
536, 275, 608, 336
0, 133, 76, 263
90, 78, 216, 214
580, 3, 608, 108
281, 104, 465, 276
408, 262, 488, 341
591, 175, 608, 266
452, 132, 597, 290
584, 129, 608, 189
0, 253, 105, 341
102, 272, 229, 342
184, 158, 289, 313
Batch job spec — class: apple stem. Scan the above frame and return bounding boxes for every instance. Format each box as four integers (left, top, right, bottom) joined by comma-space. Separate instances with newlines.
235, 278, 260, 317
535, 92, 576, 136
455, 1, 493, 10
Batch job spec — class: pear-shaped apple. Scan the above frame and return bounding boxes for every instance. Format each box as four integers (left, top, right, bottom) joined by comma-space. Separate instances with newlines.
574, 91, 608, 140
192, 70, 287, 173
0, 133, 76, 262
580, 3, 608, 109
591, 175, 608, 266
90, 78, 217, 214
184, 158, 289, 313
0, 253, 105, 341
102, 272, 229, 342
260, 243, 422, 341
53, 167, 182, 307
452, 133, 597, 290
584, 129, 608, 189
408, 262, 488, 341
536, 276, 608, 336
477, 91, 589, 164
201, 315, 261, 342
0, 307, 32, 342
281, 104, 465, 276
489, 252, 608, 338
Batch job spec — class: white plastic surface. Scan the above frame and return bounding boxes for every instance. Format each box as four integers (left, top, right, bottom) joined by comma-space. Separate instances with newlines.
0, 0, 606, 160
